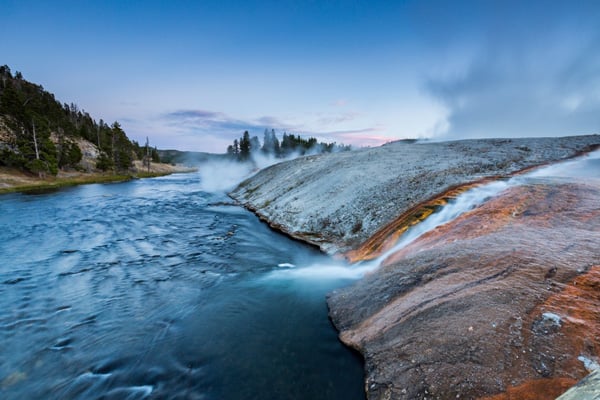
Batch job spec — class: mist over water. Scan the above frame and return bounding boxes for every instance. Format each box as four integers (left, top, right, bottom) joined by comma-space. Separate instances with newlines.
197, 159, 256, 192
0, 172, 364, 400
195, 151, 317, 192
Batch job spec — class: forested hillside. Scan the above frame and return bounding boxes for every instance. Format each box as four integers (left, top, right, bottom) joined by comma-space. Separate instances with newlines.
0, 65, 157, 176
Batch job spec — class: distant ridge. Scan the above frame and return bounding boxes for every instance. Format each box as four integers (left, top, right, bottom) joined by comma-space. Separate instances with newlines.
157, 149, 226, 165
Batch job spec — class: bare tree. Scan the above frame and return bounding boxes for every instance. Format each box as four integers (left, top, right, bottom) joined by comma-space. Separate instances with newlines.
32, 119, 39, 160
145, 136, 150, 173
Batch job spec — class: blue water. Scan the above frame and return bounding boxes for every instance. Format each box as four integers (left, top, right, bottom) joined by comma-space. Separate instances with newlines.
0, 173, 365, 399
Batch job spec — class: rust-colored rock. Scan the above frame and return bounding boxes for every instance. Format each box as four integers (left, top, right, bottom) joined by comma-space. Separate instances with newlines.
327, 181, 600, 399
345, 182, 481, 263
479, 265, 600, 399
479, 378, 577, 400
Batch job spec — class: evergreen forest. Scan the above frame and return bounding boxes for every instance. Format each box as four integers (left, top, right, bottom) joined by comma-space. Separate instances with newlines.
0, 65, 158, 176
226, 129, 351, 161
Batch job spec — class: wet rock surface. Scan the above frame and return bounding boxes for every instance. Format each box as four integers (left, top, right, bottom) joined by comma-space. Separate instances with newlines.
229, 135, 599, 255
327, 182, 600, 399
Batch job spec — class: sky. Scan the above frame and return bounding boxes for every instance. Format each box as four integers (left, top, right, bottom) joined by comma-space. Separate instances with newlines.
1, 0, 599, 152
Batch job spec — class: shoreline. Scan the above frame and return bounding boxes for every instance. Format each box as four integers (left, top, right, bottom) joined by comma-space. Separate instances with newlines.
0, 163, 197, 195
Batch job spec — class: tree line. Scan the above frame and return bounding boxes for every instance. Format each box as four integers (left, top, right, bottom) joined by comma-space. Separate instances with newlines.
0, 65, 158, 176
226, 128, 350, 161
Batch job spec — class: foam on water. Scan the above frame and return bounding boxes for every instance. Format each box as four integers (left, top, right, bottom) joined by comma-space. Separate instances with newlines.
267, 261, 376, 281
77, 372, 113, 380
277, 262, 296, 268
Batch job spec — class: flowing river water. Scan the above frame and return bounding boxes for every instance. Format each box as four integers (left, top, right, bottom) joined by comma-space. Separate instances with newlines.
1, 150, 598, 399
0, 174, 365, 399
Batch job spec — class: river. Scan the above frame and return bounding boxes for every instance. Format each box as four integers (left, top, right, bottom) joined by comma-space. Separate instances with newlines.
0, 172, 365, 399
3, 150, 598, 399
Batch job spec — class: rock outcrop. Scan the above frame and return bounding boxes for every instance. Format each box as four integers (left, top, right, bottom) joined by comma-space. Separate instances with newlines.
229, 135, 600, 256
327, 182, 600, 399
229, 135, 600, 399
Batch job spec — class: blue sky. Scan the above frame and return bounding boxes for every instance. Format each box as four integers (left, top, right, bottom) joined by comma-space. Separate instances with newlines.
1, 0, 599, 152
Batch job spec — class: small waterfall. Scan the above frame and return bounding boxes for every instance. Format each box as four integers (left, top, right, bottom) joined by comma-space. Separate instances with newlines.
370, 180, 510, 266
367, 149, 600, 268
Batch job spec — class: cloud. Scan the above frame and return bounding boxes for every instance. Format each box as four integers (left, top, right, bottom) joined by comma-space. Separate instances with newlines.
255, 115, 294, 128
164, 109, 295, 133
330, 99, 348, 107
424, 6, 600, 139
317, 111, 360, 126
163, 109, 290, 141
154, 107, 396, 151
167, 110, 223, 120
306, 127, 389, 147
163, 108, 380, 142
427, 51, 600, 139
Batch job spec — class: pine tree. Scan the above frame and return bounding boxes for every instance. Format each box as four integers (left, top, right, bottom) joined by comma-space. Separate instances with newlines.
110, 122, 133, 171
0, 66, 143, 175
272, 129, 280, 156
151, 147, 160, 163
239, 130, 250, 160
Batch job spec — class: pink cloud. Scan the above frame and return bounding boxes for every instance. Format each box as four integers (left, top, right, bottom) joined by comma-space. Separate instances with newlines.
313, 127, 395, 147
330, 99, 348, 107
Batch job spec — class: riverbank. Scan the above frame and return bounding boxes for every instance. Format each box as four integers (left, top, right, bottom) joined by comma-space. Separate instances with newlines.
0, 161, 196, 194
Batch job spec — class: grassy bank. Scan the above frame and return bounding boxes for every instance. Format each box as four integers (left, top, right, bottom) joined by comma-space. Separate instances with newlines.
0, 167, 195, 195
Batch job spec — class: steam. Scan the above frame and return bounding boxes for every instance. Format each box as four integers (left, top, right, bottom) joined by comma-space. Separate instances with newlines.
197, 151, 310, 193
197, 160, 257, 192
249, 150, 302, 170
